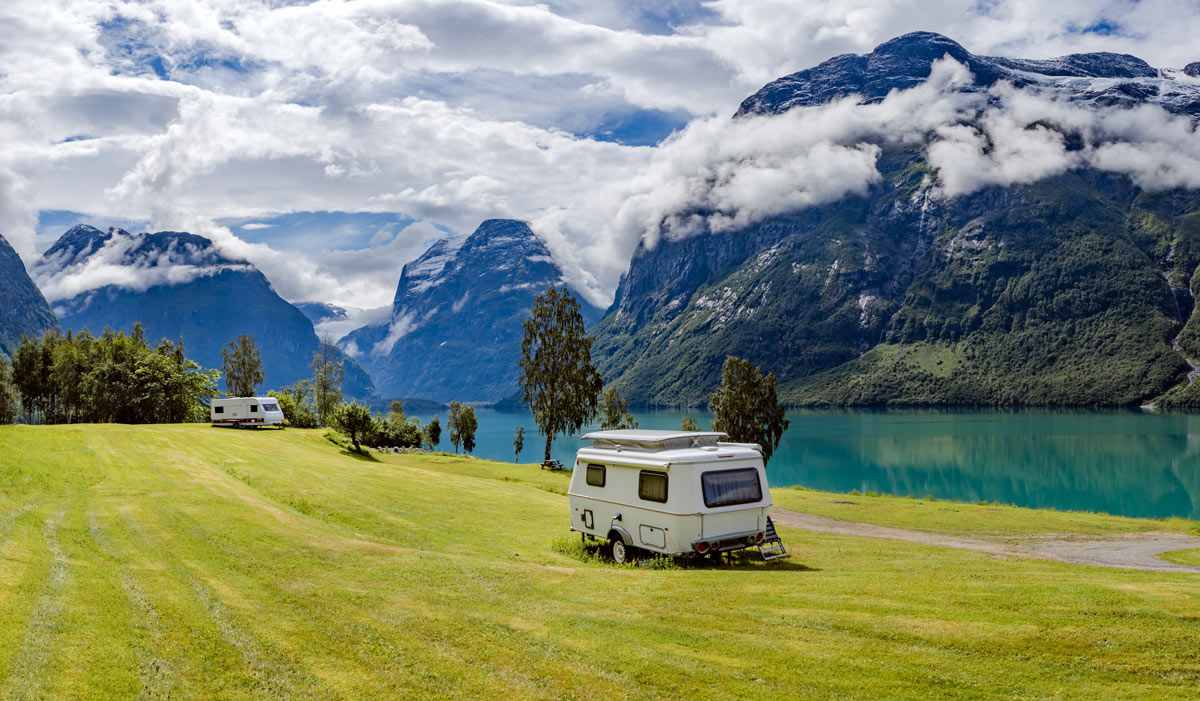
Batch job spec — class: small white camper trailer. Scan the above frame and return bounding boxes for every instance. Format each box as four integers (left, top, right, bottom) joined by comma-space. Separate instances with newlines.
567, 429, 788, 562
210, 397, 285, 428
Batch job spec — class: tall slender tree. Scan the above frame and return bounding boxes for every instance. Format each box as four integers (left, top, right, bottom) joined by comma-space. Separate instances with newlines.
709, 356, 790, 465
513, 425, 525, 463
222, 334, 264, 397
447, 402, 477, 454
460, 405, 477, 454
311, 333, 344, 426
0, 357, 17, 424
519, 287, 603, 463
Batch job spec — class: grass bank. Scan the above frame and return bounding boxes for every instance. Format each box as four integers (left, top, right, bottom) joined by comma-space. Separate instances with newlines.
771, 486, 1200, 538
0, 424, 1197, 698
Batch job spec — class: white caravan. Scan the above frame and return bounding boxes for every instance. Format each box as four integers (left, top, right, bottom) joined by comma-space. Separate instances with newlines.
567, 429, 788, 562
210, 397, 285, 428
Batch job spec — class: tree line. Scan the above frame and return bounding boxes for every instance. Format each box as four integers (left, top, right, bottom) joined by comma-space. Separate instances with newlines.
0, 325, 218, 425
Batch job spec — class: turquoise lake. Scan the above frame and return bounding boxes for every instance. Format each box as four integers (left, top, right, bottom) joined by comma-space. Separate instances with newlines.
408, 408, 1200, 521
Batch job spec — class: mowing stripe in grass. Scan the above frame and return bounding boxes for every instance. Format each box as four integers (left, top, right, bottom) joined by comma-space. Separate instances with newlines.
102, 470, 336, 698
2, 507, 69, 699
87, 511, 176, 699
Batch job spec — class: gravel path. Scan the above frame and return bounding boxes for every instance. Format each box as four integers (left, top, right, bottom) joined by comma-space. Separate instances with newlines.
772, 509, 1200, 573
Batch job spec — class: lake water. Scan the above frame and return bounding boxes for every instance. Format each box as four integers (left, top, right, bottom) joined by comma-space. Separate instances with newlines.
407, 408, 1200, 521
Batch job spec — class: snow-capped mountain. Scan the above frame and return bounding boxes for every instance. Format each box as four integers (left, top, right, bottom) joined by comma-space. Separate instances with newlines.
736, 31, 1200, 118
34, 225, 375, 398
342, 219, 603, 402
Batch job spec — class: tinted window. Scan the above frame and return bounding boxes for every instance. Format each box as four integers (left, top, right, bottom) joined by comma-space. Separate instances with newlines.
250, 404, 258, 412
702, 468, 763, 508
262, 403, 279, 412
214, 406, 224, 414
586, 464, 605, 487
638, 471, 668, 503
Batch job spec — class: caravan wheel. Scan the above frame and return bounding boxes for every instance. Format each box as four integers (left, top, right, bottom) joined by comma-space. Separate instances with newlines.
610, 538, 636, 564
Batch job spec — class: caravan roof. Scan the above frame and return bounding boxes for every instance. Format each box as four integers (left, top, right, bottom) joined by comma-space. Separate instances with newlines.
582, 429, 728, 452
578, 429, 761, 466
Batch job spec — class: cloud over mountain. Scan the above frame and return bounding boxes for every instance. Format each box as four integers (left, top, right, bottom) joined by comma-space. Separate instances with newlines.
1, 2, 1200, 310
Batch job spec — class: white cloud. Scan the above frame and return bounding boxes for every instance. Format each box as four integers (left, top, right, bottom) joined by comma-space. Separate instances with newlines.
3, 0, 1200, 312
315, 304, 393, 342
31, 229, 255, 301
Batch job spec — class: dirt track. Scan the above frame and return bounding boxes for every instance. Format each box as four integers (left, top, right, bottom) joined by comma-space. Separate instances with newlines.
771, 509, 1200, 573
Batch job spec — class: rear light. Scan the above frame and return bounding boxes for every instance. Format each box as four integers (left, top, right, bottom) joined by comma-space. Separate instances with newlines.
756, 532, 764, 543
710, 542, 720, 552
696, 542, 709, 553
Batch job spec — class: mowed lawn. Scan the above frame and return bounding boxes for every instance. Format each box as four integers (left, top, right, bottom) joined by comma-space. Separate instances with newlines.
0, 425, 1198, 699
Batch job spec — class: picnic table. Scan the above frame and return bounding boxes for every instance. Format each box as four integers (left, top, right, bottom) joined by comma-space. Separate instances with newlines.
541, 459, 565, 471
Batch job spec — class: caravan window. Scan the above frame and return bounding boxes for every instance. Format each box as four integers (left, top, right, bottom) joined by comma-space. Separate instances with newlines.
262, 402, 279, 412
214, 406, 224, 414
586, 464, 606, 487
250, 404, 258, 413
702, 468, 763, 508
638, 471, 668, 503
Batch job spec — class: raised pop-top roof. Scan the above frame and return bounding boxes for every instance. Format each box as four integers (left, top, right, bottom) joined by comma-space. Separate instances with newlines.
582, 429, 729, 453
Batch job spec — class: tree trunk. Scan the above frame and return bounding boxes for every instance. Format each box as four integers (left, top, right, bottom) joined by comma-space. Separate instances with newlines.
544, 435, 552, 464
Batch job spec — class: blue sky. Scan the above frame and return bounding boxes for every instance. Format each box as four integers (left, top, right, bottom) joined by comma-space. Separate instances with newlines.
3, 0, 1199, 309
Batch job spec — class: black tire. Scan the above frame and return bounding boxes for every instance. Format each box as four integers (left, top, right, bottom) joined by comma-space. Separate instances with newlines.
610, 537, 637, 564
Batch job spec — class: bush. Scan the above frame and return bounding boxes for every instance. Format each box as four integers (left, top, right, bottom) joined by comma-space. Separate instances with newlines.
270, 384, 319, 428
331, 402, 375, 453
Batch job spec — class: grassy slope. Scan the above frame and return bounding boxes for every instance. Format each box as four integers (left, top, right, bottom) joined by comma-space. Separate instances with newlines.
0, 425, 1197, 698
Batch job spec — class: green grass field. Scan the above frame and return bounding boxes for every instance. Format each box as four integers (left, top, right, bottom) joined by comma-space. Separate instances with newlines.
1, 424, 1198, 698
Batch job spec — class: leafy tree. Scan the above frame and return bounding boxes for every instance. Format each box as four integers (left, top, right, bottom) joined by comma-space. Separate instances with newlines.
0, 358, 17, 424
513, 425, 525, 462
448, 402, 477, 454
424, 415, 442, 450
460, 405, 477, 454
311, 334, 344, 426
332, 402, 374, 454
519, 286, 603, 462
222, 334, 264, 397
12, 335, 45, 423
369, 401, 423, 448
599, 388, 637, 430
680, 416, 698, 432
10, 328, 216, 425
269, 381, 319, 428
710, 356, 790, 464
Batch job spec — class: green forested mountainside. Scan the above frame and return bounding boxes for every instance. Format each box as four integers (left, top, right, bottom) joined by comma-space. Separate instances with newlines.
0, 234, 58, 358
593, 149, 1200, 407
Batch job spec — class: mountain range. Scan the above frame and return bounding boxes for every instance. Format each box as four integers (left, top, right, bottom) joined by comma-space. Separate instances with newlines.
6, 31, 1200, 409
31, 225, 375, 398
341, 219, 603, 402
592, 31, 1200, 407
